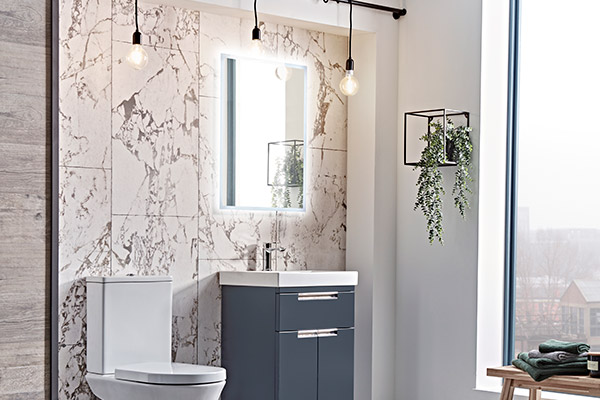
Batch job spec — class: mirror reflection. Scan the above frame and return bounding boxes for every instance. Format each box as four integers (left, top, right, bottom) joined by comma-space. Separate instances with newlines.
221, 56, 307, 211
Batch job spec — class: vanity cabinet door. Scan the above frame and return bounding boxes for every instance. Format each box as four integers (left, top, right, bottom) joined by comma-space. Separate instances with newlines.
277, 331, 318, 400
277, 291, 354, 331
318, 328, 354, 400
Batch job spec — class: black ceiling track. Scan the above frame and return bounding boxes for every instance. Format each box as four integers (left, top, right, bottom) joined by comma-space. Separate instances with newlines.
323, 0, 407, 20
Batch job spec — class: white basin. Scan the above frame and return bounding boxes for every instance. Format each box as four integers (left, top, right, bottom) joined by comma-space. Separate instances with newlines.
218, 270, 358, 288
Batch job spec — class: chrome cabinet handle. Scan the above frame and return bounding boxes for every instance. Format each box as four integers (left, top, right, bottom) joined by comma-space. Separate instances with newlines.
297, 330, 319, 339
316, 329, 338, 338
297, 292, 339, 301
297, 329, 339, 339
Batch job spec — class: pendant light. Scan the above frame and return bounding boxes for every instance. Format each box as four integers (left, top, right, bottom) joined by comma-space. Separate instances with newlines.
127, 0, 148, 70
340, 0, 359, 96
250, 0, 264, 54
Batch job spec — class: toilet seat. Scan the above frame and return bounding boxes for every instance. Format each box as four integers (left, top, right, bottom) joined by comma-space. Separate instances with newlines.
115, 362, 226, 385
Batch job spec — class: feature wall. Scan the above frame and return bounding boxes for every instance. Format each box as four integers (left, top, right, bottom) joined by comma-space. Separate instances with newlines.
58, 0, 348, 398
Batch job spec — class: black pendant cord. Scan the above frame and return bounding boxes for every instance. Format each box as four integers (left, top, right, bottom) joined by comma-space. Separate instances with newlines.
323, 0, 406, 20
348, 0, 352, 61
254, 0, 258, 28
134, 0, 139, 32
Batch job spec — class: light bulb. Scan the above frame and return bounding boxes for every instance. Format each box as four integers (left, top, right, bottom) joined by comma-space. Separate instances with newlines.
127, 44, 148, 70
251, 26, 264, 55
340, 70, 359, 96
275, 65, 292, 81
251, 38, 264, 55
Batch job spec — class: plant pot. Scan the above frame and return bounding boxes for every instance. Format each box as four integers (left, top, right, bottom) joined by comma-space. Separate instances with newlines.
445, 138, 456, 163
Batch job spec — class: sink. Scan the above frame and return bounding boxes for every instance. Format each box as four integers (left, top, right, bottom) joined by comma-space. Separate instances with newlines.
218, 270, 358, 288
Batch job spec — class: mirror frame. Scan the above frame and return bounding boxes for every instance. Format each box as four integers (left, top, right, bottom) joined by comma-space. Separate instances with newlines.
219, 54, 308, 212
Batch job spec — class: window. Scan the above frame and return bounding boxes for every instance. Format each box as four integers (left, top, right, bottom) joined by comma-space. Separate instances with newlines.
591, 309, 600, 337
507, 0, 600, 359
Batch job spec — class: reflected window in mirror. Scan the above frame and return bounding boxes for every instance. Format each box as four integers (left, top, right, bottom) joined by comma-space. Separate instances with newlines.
221, 55, 307, 211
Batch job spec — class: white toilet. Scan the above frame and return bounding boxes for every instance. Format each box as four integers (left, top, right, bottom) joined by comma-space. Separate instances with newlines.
85, 276, 226, 400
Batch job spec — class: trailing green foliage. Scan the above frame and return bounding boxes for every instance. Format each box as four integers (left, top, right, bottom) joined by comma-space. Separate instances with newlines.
271, 144, 304, 209
414, 119, 473, 245
447, 124, 473, 217
414, 121, 446, 244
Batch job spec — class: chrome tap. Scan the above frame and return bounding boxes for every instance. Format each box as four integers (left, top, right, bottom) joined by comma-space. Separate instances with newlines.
263, 242, 286, 271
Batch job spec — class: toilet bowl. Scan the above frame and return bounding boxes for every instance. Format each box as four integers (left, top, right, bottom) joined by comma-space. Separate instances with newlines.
87, 362, 226, 400
85, 276, 226, 400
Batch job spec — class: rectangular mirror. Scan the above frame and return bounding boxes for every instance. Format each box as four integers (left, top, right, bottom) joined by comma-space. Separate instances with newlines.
221, 55, 307, 211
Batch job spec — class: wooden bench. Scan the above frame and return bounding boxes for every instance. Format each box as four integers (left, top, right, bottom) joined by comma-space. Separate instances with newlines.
488, 366, 600, 400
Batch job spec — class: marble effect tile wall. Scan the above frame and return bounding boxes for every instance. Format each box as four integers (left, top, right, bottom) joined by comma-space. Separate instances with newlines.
58, 2, 347, 399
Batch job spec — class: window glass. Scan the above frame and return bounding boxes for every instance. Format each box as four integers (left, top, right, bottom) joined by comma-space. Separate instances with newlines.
514, 0, 600, 355
591, 309, 600, 337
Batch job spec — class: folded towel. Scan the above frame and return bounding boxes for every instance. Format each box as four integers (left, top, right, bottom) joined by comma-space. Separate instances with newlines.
518, 352, 588, 368
539, 339, 590, 355
528, 350, 589, 363
512, 358, 589, 382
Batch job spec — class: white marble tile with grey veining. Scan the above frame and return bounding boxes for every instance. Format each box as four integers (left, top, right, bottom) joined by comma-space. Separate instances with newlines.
58, 342, 97, 400
58, 167, 111, 345
276, 148, 347, 271
112, 41, 199, 217
112, 0, 199, 53
197, 96, 277, 261
111, 215, 198, 361
199, 12, 242, 98
278, 26, 348, 151
197, 259, 254, 367
59, 0, 112, 168
199, 12, 279, 98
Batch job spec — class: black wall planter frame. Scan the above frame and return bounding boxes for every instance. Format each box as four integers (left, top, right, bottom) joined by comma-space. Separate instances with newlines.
403, 108, 471, 167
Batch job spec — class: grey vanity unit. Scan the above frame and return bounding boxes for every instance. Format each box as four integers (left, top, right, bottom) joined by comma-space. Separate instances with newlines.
219, 271, 358, 400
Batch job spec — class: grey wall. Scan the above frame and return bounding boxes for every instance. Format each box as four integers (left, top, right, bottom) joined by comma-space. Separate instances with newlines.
0, 0, 51, 398
396, 0, 498, 399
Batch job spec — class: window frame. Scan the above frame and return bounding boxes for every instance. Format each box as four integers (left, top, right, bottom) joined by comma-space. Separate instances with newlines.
503, 0, 521, 366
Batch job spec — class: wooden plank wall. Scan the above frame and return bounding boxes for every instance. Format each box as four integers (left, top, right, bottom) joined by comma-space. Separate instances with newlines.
0, 0, 51, 397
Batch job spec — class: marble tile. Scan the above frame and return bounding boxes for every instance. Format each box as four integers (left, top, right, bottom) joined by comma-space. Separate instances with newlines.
199, 12, 241, 98
197, 96, 277, 261
111, 215, 198, 360
278, 26, 348, 151
58, 343, 97, 400
112, 0, 199, 53
198, 12, 279, 97
276, 148, 347, 270
59, 279, 88, 348
197, 259, 252, 366
58, 167, 111, 345
57, 4, 349, 390
112, 41, 199, 217
59, 0, 111, 168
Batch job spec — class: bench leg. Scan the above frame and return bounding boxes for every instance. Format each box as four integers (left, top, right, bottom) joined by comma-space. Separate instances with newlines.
529, 389, 541, 400
500, 379, 515, 400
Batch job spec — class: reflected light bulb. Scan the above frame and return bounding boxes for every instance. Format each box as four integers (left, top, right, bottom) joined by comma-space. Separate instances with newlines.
276, 65, 292, 81
340, 70, 359, 96
127, 44, 148, 70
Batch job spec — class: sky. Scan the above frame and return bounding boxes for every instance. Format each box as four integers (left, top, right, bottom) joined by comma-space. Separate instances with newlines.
517, 0, 600, 230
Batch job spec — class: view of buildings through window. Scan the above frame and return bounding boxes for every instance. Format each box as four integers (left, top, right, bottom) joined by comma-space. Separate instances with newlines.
514, 0, 600, 355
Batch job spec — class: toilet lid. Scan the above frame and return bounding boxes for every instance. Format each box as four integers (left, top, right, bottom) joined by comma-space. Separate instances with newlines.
115, 362, 226, 385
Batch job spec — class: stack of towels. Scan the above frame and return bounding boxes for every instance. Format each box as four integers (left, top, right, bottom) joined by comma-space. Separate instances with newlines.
512, 339, 590, 381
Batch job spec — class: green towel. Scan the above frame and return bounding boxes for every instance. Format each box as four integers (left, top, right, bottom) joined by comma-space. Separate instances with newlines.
512, 358, 589, 382
539, 339, 590, 355
518, 352, 588, 368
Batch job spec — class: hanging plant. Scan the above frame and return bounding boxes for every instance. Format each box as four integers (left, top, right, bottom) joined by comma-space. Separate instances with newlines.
414, 121, 446, 244
270, 144, 304, 209
414, 119, 473, 245
447, 124, 473, 217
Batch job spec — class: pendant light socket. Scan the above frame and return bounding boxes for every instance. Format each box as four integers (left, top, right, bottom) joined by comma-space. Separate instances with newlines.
132, 30, 142, 45
345, 58, 354, 72
252, 26, 261, 41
